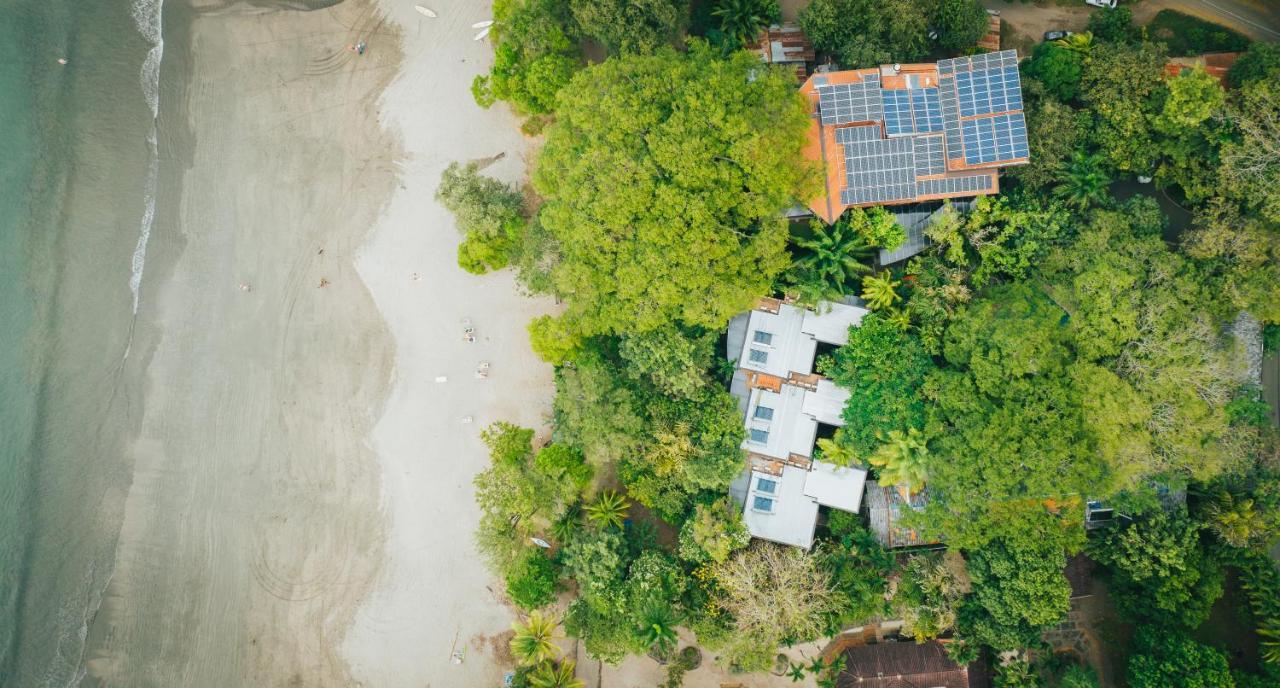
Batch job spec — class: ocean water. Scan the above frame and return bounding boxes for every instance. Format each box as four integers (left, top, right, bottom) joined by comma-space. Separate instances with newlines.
0, 0, 159, 684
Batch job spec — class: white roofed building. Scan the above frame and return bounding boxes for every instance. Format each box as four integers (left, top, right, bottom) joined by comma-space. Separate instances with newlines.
727, 297, 870, 549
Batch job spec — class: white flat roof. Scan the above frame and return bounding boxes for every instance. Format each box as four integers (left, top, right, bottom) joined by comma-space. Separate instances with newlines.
803, 461, 867, 512
802, 378, 851, 427
743, 385, 817, 461
742, 466, 820, 549
801, 301, 869, 345
740, 306, 815, 378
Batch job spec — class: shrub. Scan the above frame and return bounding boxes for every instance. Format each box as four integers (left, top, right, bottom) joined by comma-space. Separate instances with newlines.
506, 550, 561, 610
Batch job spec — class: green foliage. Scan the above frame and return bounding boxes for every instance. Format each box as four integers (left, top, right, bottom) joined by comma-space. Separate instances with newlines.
1055, 663, 1100, 688
677, 497, 751, 564
867, 428, 929, 492
1218, 79, 1280, 225
1146, 9, 1250, 58
1086, 6, 1138, 45
473, 0, 580, 116
711, 0, 780, 48
636, 602, 682, 655
816, 517, 896, 628
535, 443, 594, 493
528, 659, 585, 688
1024, 43, 1083, 102
1151, 66, 1226, 203
569, 0, 684, 55
533, 45, 813, 337
511, 610, 562, 666
993, 658, 1040, 688
618, 326, 715, 399
960, 530, 1074, 651
896, 551, 969, 642
861, 270, 902, 311
933, 0, 990, 52
1201, 488, 1271, 548
562, 528, 629, 613
507, 550, 561, 610
474, 423, 588, 576
786, 218, 875, 305
437, 161, 527, 274
1229, 42, 1280, 88
1080, 42, 1167, 175
799, 0, 930, 69
1090, 511, 1224, 629
1010, 96, 1082, 189
1053, 150, 1111, 209
821, 318, 933, 455
850, 206, 906, 250
1126, 626, 1234, 688
584, 490, 630, 530
528, 315, 585, 366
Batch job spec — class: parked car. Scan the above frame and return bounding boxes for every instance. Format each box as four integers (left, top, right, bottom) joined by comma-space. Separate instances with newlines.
1044, 30, 1074, 41
1085, 0, 1118, 8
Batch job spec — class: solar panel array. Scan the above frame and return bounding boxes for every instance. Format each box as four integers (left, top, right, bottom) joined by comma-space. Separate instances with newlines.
840, 137, 916, 205
814, 51, 1028, 208
961, 112, 1029, 165
916, 174, 993, 197
912, 135, 945, 177
817, 74, 883, 125
835, 124, 882, 144
910, 88, 943, 133
883, 90, 913, 136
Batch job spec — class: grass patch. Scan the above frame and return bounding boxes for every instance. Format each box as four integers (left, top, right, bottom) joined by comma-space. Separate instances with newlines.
1145, 9, 1250, 57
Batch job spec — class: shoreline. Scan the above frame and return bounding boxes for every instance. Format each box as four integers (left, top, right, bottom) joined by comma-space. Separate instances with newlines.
81, 1, 402, 685
342, 1, 558, 686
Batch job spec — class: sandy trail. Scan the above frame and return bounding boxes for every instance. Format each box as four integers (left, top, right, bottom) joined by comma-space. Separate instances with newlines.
343, 1, 557, 686
82, 1, 401, 685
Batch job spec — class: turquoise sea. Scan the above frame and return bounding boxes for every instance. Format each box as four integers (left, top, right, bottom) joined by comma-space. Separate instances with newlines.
1, 0, 159, 684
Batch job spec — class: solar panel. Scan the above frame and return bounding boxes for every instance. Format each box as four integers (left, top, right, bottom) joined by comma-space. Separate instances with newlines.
841, 137, 917, 205
909, 88, 943, 133
939, 77, 964, 163
913, 135, 945, 177
835, 125, 881, 144
818, 79, 884, 125
882, 90, 913, 136
915, 174, 992, 197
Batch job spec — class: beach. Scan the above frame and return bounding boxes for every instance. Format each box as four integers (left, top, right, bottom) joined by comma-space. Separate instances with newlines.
44, 0, 557, 685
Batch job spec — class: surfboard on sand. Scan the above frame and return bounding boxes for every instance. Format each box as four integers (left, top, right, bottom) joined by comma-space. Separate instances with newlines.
414, 5, 436, 17
473, 25, 492, 41
471, 20, 494, 28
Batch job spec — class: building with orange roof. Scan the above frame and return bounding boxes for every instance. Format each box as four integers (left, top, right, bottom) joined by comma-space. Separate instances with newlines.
801, 50, 1031, 226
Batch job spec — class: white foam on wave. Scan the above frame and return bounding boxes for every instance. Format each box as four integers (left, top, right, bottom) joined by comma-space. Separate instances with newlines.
128, 0, 163, 315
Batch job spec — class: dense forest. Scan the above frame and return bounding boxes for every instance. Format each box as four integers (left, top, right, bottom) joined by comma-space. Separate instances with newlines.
438, 1, 1280, 686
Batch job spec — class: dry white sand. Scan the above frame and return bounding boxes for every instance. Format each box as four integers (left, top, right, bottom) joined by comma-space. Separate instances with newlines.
342, 2, 557, 687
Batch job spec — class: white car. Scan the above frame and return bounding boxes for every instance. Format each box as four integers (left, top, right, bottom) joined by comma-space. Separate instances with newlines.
1085, 0, 1118, 8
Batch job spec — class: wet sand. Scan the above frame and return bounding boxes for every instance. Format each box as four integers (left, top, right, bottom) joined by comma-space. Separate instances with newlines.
82, 1, 401, 685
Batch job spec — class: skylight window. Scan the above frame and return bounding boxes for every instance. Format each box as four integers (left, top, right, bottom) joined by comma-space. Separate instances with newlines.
752, 496, 775, 512
753, 405, 774, 421
756, 478, 777, 494
753, 331, 773, 345
749, 428, 769, 444
748, 349, 768, 364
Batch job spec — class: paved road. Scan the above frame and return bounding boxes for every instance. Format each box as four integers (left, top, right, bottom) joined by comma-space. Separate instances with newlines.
982, 0, 1280, 43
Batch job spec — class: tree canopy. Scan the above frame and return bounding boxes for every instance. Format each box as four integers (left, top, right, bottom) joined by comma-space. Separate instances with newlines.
533, 44, 815, 336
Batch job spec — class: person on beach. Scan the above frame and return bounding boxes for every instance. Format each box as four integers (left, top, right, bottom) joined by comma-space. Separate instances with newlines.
239, 282, 251, 292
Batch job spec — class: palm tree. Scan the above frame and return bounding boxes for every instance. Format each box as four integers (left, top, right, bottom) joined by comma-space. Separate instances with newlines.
1202, 490, 1267, 548
510, 610, 561, 666
814, 437, 858, 468
712, 0, 778, 48
528, 659, 585, 688
867, 428, 929, 492
860, 270, 902, 311
1054, 31, 1094, 56
637, 603, 682, 657
790, 219, 875, 302
550, 504, 582, 544
584, 490, 630, 530
1053, 150, 1112, 209
1260, 619, 1280, 665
